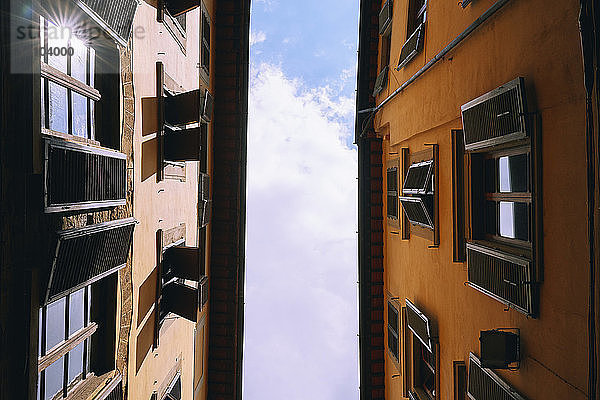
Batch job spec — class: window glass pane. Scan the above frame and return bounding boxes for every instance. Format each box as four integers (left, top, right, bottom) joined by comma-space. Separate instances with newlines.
40, 16, 45, 62
499, 201, 529, 241
70, 36, 87, 83
69, 288, 85, 336
38, 308, 43, 356
499, 154, 529, 193
46, 297, 65, 352
71, 92, 88, 138
44, 356, 64, 400
41, 78, 46, 128
89, 100, 95, 140
484, 158, 496, 193
67, 342, 84, 385
87, 287, 92, 325
89, 48, 95, 88
48, 82, 68, 134
47, 21, 68, 73
37, 372, 41, 400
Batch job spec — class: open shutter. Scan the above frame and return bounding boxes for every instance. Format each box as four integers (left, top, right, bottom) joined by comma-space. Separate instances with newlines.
44, 137, 126, 213
162, 281, 199, 322
379, 0, 393, 35
199, 275, 209, 308
468, 353, 527, 400
397, 23, 424, 70
164, 127, 202, 161
165, 89, 202, 126
76, 0, 138, 46
163, 246, 202, 280
405, 299, 434, 353
372, 66, 389, 97
202, 90, 214, 122
403, 159, 433, 194
466, 242, 535, 316
47, 218, 135, 304
461, 78, 528, 151
400, 196, 434, 229
164, 0, 198, 17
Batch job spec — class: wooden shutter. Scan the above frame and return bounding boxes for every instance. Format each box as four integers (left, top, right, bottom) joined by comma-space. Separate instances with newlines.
461, 78, 528, 151
399, 196, 434, 229
202, 90, 214, 122
164, 0, 198, 17
397, 24, 424, 69
467, 353, 526, 400
372, 66, 389, 97
403, 159, 433, 194
165, 89, 202, 126
162, 281, 199, 322
44, 137, 126, 213
466, 242, 535, 316
46, 218, 135, 304
199, 275, 209, 308
76, 0, 138, 45
164, 127, 202, 161
379, 0, 393, 35
163, 246, 202, 280
199, 173, 211, 227
405, 299, 433, 353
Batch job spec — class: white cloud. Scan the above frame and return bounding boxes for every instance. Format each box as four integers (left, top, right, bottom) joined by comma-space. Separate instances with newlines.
250, 30, 267, 46
243, 63, 358, 400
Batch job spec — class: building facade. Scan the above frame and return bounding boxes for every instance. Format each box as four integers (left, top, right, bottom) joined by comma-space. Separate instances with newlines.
0, 0, 248, 399
357, 0, 600, 399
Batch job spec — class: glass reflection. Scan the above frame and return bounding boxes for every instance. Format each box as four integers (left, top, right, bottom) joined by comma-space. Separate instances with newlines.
44, 356, 64, 400
70, 36, 87, 83
499, 201, 529, 241
68, 342, 84, 384
46, 297, 65, 352
48, 82, 68, 134
499, 154, 528, 193
69, 289, 85, 336
72, 92, 88, 138
47, 21, 68, 73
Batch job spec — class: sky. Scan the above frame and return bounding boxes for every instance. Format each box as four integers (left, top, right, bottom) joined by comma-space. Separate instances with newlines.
243, 1, 360, 399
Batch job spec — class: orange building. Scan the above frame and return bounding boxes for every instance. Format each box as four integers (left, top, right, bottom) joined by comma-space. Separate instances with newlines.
0, 0, 248, 399
356, 0, 600, 399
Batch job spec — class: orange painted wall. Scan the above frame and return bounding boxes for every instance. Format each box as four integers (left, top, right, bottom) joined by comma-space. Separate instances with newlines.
376, 0, 589, 399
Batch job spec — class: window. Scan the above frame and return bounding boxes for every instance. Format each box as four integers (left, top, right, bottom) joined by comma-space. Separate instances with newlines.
403, 300, 438, 400
38, 287, 92, 400
460, 78, 540, 317
374, 0, 393, 96
386, 158, 400, 226
201, 6, 211, 77
162, 373, 182, 400
399, 145, 439, 244
387, 302, 399, 361
453, 361, 467, 400
397, 0, 426, 69
40, 15, 120, 149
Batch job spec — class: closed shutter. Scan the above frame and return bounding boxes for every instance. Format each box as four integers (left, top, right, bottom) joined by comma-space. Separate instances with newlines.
468, 353, 526, 400
461, 78, 528, 151
397, 24, 424, 70
46, 218, 135, 304
405, 299, 433, 353
76, 0, 138, 45
44, 138, 126, 213
466, 242, 535, 316
399, 196, 434, 229
199, 173, 211, 227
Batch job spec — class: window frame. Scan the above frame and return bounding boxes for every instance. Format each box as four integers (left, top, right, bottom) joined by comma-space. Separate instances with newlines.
399, 145, 439, 245
200, 3, 211, 84
38, 287, 94, 400
397, 0, 427, 69
386, 157, 400, 227
387, 301, 400, 362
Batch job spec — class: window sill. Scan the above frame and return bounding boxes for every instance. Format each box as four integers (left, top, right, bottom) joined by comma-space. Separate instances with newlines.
63, 370, 121, 400
43, 129, 100, 148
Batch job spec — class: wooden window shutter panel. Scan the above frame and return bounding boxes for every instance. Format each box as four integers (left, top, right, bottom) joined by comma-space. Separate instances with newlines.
46, 218, 135, 304
162, 281, 199, 322
163, 246, 202, 280
164, 127, 202, 161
